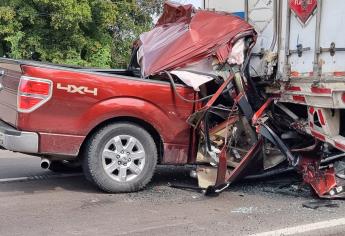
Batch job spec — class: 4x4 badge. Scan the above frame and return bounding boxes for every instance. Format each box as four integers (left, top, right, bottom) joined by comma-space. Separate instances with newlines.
57, 83, 98, 96
289, 0, 317, 26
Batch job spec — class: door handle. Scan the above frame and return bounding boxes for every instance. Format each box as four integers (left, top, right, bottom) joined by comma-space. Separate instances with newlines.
289, 44, 311, 57
320, 42, 345, 56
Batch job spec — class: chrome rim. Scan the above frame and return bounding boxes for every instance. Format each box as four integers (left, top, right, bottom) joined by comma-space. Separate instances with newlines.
102, 135, 146, 182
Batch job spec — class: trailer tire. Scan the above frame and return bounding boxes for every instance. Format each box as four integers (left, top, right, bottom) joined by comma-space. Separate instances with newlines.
83, 122, 157, 193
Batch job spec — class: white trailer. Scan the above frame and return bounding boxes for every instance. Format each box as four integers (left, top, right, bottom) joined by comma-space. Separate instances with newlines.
204, 0, 345, 164
203, 0, 245, 18
204, 0, 345, 88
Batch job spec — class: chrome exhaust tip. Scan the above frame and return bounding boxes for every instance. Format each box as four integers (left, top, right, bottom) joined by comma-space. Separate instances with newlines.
40, 158, 51, 169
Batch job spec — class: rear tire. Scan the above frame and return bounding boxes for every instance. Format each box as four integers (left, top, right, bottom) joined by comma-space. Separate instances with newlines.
82, 122, 157, 193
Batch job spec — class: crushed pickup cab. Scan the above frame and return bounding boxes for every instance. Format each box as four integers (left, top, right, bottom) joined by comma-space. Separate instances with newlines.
1, 1, 345, 198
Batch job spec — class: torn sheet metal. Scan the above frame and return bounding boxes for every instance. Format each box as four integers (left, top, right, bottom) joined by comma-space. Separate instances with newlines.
155, 2, 194, 26
138, 2, 257, 77
197, 165, 230, 189
192, 69, 264, 194
298, 156, 345, 198
171, 39, 248, 91
227, 38, 246, 65
170, 71, 214, 91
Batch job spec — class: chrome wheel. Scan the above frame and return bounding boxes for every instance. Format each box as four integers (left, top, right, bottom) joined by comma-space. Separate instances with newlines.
84, 122, 158, 193
102, 135, 146, 182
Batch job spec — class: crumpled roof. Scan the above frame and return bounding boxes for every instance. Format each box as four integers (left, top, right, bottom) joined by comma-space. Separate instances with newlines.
155, 2, 194, 26
138, 1, 257, 77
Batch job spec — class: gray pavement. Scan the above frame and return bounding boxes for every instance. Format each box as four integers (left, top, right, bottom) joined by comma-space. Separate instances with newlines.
1, 150, 345, 236
0, 151, 49, 179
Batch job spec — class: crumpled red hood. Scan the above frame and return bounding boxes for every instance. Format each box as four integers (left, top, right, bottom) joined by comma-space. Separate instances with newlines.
138, 2, 257, 77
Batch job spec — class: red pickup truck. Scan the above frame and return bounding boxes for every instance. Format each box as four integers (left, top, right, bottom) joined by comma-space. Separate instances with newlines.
0, 59, 196, 192
0, 4, 257, 194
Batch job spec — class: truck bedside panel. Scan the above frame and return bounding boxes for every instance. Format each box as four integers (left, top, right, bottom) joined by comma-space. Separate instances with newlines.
39, 132, 85, 156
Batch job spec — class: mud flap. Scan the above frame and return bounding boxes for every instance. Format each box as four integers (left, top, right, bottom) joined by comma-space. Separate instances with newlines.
299, 156, 345, 198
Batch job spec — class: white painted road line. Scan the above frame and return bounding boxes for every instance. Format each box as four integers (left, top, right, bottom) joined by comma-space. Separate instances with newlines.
115, 222, 194, 235
0, 173, 83, 183
251, 217, 345, 236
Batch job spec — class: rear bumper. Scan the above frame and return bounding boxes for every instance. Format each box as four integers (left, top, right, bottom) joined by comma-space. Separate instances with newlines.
0, 120, 39, 153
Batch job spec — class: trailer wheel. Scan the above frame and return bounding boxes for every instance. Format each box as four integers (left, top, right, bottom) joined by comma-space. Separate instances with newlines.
83, 122, 157, 193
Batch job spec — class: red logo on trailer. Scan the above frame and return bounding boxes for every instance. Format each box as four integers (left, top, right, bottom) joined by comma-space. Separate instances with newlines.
289, 0, 317, 25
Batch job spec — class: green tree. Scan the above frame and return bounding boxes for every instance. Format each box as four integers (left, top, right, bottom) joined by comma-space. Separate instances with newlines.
0, 0, 163, 68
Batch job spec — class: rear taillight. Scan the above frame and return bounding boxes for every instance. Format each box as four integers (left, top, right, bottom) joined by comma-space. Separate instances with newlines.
19, 79, 50, 95
17, 76, 52, 112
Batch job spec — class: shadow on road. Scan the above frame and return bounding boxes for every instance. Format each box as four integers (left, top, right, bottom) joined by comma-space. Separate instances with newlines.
0, 165, 196, 195
0, 160, 315, 200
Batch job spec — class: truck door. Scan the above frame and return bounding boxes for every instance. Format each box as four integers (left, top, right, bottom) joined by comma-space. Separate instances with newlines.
318, 0, 345, 76
287, 0, 317, 78
281, 0, 345, 79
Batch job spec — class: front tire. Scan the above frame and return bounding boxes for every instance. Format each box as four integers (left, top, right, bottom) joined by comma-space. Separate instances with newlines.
83, 122, 157, 193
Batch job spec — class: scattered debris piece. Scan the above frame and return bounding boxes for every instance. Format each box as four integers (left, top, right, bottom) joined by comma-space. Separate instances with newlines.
302, 200, 339, 210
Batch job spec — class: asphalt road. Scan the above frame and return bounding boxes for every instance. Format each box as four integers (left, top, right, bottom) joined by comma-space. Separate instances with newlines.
1, 150, 345, 236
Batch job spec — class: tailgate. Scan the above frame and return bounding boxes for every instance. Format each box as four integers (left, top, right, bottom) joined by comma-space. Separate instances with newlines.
0, 61, 21, 127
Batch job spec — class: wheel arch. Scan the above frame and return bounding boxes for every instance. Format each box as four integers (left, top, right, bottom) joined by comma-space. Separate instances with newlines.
79, 116, 164, 163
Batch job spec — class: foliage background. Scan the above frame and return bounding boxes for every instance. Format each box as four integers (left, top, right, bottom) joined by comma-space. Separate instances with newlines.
0, 0, 162, 68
